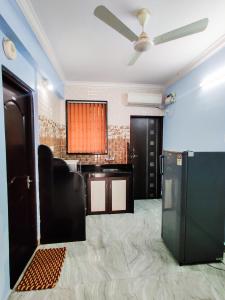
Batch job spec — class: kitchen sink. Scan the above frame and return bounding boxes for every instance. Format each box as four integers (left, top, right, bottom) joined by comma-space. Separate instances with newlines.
102, 168, 119, 172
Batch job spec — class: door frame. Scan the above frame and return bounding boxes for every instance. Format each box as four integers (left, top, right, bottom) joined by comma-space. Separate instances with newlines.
130, 115, 163, 199
2, 66, 37, 285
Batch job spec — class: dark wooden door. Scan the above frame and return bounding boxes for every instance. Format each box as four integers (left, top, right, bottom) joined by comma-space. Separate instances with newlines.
130, 116, 163, 199
3, 69, 37, 288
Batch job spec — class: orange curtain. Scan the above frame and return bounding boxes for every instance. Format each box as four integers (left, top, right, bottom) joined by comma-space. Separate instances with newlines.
67, 102, 107, 154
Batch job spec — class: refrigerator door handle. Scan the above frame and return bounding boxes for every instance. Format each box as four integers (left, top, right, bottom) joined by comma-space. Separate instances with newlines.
160, 155, 164, 175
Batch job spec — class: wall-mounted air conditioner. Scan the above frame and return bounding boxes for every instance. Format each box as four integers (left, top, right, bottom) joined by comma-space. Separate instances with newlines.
126, 92, 162, 107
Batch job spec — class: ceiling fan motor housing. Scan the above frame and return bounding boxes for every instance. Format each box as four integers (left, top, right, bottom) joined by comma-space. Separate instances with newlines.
134, 32, 152, 52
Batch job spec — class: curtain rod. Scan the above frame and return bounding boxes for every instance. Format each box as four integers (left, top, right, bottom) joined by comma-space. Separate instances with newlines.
67, 100, 107, 104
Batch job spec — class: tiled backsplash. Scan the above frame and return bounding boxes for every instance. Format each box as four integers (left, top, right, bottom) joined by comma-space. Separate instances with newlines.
39, 115, 130, 164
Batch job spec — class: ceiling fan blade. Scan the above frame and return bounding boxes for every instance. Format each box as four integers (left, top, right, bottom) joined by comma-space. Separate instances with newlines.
154, 18, 209, 45
94, 5, 138, 42
128, 51, 142, 66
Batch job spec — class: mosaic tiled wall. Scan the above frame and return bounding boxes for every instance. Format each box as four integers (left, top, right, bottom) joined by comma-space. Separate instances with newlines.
39, 115, 130, 164
39, 115, 65, 158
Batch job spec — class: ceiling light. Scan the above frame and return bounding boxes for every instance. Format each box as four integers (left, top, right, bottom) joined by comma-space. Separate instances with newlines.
200, 67, 225, 89
47, 83, 54, 91
41, 78, 54, 91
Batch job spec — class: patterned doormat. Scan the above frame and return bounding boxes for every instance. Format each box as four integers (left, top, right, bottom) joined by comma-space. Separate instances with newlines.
16, 247, 66, 291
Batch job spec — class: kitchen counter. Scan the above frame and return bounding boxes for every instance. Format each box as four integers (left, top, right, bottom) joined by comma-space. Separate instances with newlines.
80, 163, 133, 174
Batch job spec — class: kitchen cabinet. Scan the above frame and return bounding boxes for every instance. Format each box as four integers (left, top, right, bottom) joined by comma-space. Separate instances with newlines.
111, 178, 127, 211
89, 178, 106, 213
86, 172, 133, 215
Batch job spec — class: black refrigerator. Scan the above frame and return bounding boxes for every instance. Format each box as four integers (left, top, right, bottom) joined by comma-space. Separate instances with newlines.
161, 151, 225, 265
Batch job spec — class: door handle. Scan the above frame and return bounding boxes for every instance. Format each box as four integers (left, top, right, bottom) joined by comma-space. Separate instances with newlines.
8, 175, 33, 189
130, 147, 138, 160
160, 155, 164, 175
8, 175, 27, 186
26, 176, 33, 189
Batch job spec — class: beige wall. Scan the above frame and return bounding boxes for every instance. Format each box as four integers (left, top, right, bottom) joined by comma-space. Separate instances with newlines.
38, 81, 164, 163
38, 81, 164, 126
65, 82, 164, 126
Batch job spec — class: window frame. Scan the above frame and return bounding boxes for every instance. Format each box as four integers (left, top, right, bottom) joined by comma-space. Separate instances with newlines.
66, 100, 108, 155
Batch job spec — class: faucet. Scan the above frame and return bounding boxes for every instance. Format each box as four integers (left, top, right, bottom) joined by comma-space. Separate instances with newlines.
105, 156, 115, 162
78, 161, 82, 173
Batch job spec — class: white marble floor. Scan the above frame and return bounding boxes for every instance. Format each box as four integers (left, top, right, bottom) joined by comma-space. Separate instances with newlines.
9, 200, 225, 300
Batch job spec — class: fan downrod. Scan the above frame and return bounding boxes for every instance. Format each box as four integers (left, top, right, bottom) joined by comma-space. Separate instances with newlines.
136, 8, 151, 28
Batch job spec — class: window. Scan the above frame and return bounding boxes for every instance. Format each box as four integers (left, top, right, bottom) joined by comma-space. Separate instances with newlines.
66, 101, 107, 154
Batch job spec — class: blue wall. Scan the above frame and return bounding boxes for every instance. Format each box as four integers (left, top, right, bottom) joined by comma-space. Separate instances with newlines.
0, 0, 64, 97
0, 29, 36, 300
0, 1, 64, 299
163, 46, 225, 152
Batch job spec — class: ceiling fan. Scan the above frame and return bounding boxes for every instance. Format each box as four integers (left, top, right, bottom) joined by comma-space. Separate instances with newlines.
94, 6, 209, 65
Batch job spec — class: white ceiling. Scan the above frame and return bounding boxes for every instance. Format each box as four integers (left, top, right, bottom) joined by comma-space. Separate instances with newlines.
26, 0, 225, 84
